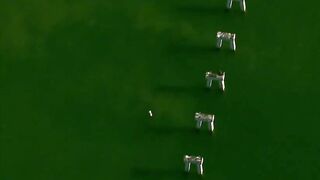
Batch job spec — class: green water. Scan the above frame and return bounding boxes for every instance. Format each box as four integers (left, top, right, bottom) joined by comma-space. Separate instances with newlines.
1, 0, 320, 179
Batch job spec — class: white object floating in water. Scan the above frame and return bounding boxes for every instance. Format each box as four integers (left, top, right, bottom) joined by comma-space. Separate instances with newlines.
148, 110, 153, 117
184, 155, 204, 175
195, 112, 215, 133
216, 31, 236, 51
227, 0, 246, 12
205, 71, 225, 91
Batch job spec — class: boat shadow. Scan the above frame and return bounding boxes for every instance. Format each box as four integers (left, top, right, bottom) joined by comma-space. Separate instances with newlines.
176, 3, 246, 16
148, 125, 200, 136
168, 42, 236, 57
176, 4, 228, 16
155, 85, 224, 96
131, 167, 203, 179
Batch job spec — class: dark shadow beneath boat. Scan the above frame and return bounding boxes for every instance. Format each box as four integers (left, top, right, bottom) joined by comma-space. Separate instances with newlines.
131, 167, 203, 179
148, 125, 200, 136
168, 42, 236, 57
176, 3, 247, 16
176, 4, 228, 16
156, 85, 207, 95
155, 85, 224, 96
168, 43, 216, 55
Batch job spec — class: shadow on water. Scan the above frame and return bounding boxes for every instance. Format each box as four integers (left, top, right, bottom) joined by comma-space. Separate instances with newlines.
148, 125, 200, 136
156, 85, 206, 95
176, 4, 228, 16
155, 85, 224, 97
168, 42, 236, 57
132, 168, 203, 179
168, 43, 216, 55
176, 4, 247, 16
